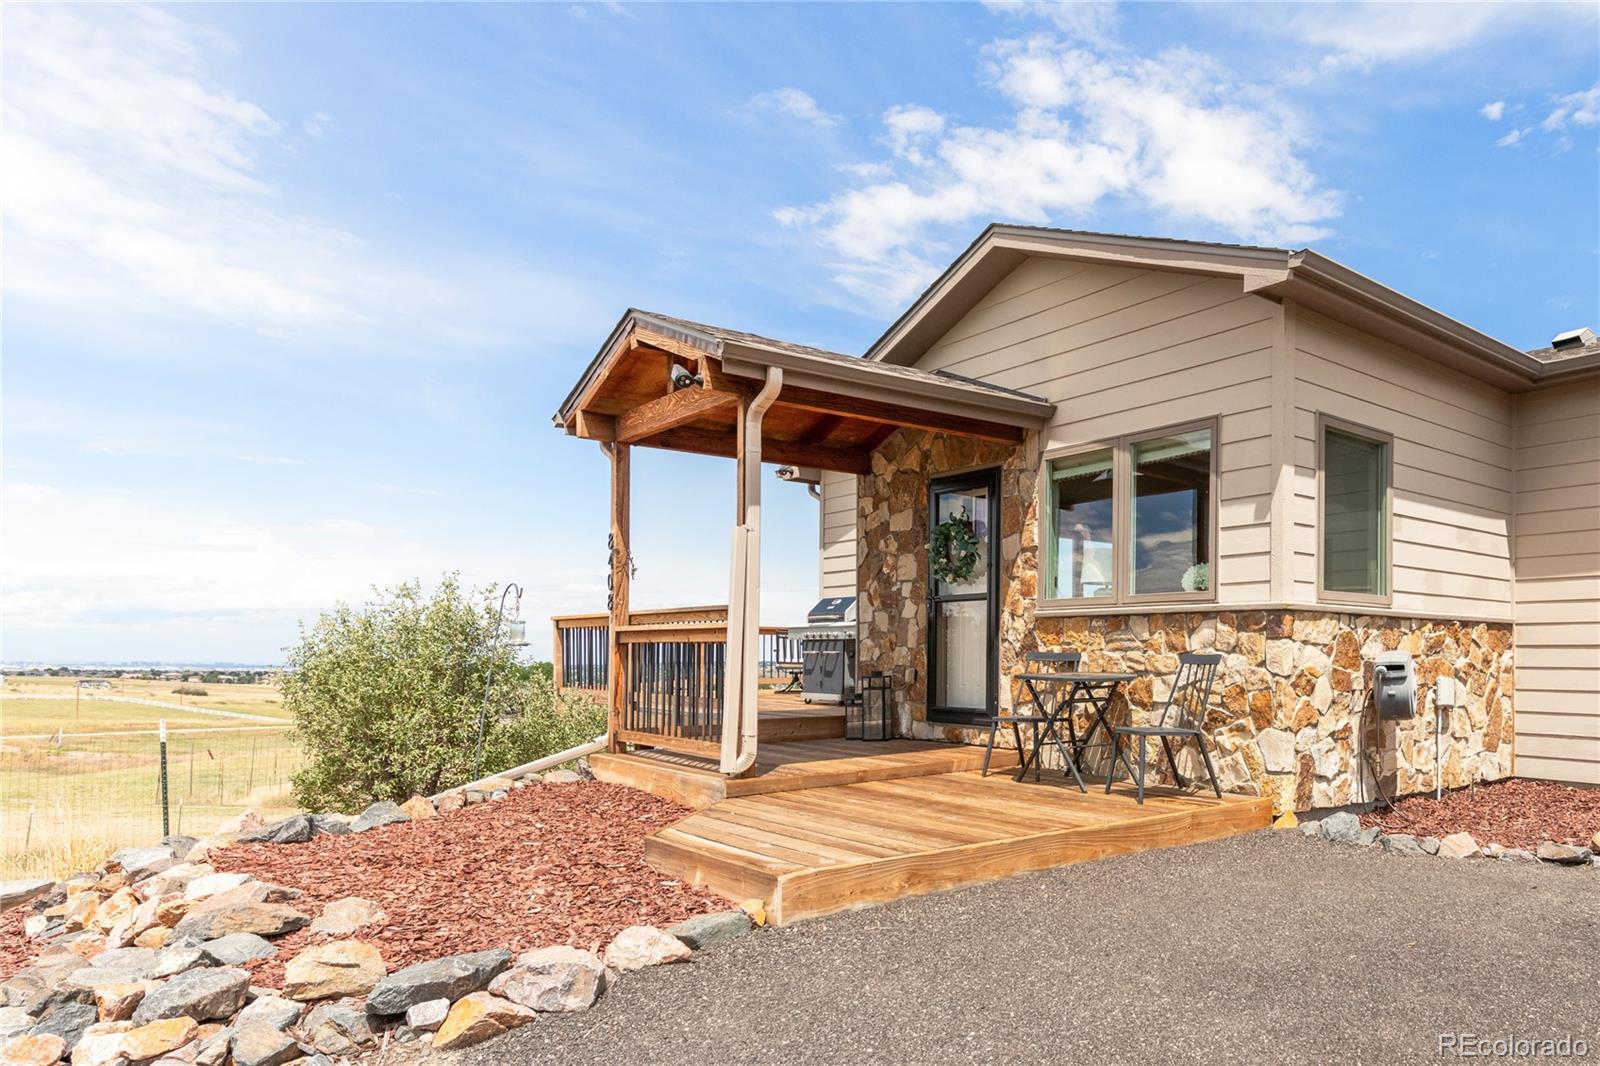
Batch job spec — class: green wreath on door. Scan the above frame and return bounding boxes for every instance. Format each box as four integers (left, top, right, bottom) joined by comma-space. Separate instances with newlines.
929, 506, 982, 583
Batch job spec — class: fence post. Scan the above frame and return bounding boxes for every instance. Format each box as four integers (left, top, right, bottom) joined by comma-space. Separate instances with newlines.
159, 720, 170, 840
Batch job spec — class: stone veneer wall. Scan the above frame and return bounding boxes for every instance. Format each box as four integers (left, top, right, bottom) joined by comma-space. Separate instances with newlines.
856, 428, 1515, 813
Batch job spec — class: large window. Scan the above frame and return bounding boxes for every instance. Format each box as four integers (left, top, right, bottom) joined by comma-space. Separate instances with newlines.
1043, 422, 1215, 606
1320, 419, 1391, 604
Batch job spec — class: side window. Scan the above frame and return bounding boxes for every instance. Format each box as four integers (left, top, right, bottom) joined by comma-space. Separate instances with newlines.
1321, 422, 1391, 602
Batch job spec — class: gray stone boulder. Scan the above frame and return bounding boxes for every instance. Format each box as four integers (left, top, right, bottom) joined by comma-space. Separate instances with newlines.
132, 967, 250, 1024
0, 880, 55, 914
668, 910, 754, 951
310, 814, 352, 837
200, 933, 279, 966
109, 845, 177, 881
231, 1023, 301, 1066
0, 952, 89, 1012
301, 1001, 374, 1055
1356, 826, 1381, 846
237, 815, 316, 846
0, 1006, 33, 1040
150, 946, 208, 980
1536, 841, 1593, 865
404, 999, 449, 1033
1419, 837, 1441, 855
236, 995, 302, 1031
1319, 812, 1362, 844
1498, 847, 1538, 863
27, 1000, 97, 1049
57, 948, 163, 1000
490, 946, 607, 1012
541, 770, 584, 785
171, 899, 310, 944
1379, 833, 1427, 857
350, 801, 410, 833
365, 949, 512, 1016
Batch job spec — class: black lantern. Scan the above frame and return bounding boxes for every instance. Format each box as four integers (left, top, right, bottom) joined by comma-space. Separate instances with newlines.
848, 672, 894, 741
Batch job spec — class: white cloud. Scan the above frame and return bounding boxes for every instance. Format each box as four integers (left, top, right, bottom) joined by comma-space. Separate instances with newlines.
983, 1, 1119, 45
1496, 127, 1526, 147
777, 36, 1338, 308
1480, 100, 1506, 121
2, 5, 604, 354
1240, 2, 1597, 72
1542, 83, 1600, 130
749, 87, 842, 128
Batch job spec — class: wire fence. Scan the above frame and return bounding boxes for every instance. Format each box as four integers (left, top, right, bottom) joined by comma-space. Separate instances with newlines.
0, 724, 304, 879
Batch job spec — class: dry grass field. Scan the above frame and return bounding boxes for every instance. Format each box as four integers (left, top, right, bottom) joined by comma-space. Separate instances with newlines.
1, 675, 302, 878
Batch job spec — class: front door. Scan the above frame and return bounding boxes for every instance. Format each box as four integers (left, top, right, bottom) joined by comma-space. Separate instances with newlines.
927, 468, 999, 723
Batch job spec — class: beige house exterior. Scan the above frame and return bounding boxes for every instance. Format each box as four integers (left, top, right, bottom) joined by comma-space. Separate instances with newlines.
552, 224, 1598, 815
817, 227, 1599, 796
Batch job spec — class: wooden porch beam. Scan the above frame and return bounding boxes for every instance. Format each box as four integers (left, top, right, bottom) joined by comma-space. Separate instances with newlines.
571, 411, 617, 442
771, 385, 1025, 443
615, 386, 736, 443
646, 426, 872, 475
606, 442, 630, 754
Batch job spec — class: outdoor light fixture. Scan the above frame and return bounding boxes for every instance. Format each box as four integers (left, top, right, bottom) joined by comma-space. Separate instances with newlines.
472, 581, 526, 778
850, 672, 894, 742
668, 363, 703, 390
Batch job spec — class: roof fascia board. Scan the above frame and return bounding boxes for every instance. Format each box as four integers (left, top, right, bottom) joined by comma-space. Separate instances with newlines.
718, 344, 1054, 428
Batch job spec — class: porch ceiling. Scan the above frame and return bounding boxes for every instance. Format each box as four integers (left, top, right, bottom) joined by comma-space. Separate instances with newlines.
553, 310, 1055, 474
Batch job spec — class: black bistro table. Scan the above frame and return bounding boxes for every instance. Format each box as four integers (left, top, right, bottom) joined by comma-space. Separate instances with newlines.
1012, 670, 1140, 789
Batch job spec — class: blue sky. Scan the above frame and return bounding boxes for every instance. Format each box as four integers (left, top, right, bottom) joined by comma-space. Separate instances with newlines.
3, 1, 1597, 664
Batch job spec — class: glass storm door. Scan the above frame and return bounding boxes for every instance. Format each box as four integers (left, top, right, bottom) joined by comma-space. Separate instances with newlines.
928, 468, 999, 722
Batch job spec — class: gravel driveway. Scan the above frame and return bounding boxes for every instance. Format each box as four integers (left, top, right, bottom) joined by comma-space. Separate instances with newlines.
449, 830, 1600, 1065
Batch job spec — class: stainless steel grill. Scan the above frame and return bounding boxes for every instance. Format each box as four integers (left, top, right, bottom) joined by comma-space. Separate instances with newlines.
787, 597, 857, 704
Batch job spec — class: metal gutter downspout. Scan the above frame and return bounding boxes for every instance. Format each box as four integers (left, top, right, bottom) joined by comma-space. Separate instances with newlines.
721, 365, 783, 776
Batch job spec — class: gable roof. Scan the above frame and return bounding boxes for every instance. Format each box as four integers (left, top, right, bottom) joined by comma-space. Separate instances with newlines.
864, 224, 1600, 391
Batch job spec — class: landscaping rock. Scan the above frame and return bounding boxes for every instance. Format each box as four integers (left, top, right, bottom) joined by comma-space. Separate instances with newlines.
1419, 836, 1441, 855
142, 864, 213, 898
237, 815, 315, 846
1319, 812, 1362, 844
300, 1002, 373, 1056
1297, 819, 1321, 838
281, 941, 385, 1001
1536, 841, 1593, 865
541, 770, 583, 785
1592, 830, 1600, 852
119, 1016, 198, 1061
1438, 832, 1481, 859
1498, 847, 1538, 864
364, 949, 512, 1016
230, 1023, 300, 1066
1355, 826, 1381, 846
350, 802, 409, 834
0, 1033, 67, 1066
435, 792, 466, 815
0, 1009, 31, 1042
399, 797, 436, 822
603, 927, 691, 972
0, 882, 55, 915
182, 874, 253, 902
108, 847, 176, 882
171, 900, 309, 944
149, 947, 206, 980
490, 947, 607, 1013
307, 898, 386, 937
132, 967, 249, 1025
192, 1026, 231, 1066
200, 934, 278, 967
1379, 833, 1427, 857
403, 1000, 448, 1033
70, 1021, 134, 1066
27, 1001, 96, 1049
668, 911, 754, 952
92, 981, 145, 1021
235, 996, 301, 1031
1, 954, 88, 1012
431, 993, 534, 1051
309, 814, 352, 837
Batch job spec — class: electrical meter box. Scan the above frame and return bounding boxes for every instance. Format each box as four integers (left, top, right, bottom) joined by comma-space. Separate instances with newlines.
1373, 651, 1416, 720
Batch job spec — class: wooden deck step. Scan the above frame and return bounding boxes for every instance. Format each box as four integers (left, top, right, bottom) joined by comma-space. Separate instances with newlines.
643, 771, 1272, 924
756, 705, 845, 743
590, 739, 1018, 809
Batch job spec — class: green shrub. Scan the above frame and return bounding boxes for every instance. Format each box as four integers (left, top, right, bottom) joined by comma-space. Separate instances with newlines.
284, 574, 605, 812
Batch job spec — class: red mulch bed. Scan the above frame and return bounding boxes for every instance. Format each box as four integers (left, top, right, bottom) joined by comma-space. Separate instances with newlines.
0, 907, 31, 983
0, 782, 723, 988
1361, 778, 1600, 850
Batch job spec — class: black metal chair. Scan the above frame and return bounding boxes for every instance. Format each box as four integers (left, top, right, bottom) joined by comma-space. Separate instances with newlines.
982, 650, 1081, 778
1105, 652, 1223, 803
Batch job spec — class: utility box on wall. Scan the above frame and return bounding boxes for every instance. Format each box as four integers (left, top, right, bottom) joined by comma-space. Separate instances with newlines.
1373, 651, 1416, 720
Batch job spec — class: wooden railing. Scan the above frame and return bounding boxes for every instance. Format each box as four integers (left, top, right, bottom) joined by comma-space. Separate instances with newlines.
552, 606, 798, 694
615, 621, 729, 759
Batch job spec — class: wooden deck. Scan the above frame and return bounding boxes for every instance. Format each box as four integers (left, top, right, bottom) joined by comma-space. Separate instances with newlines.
644, 771, 1272, 924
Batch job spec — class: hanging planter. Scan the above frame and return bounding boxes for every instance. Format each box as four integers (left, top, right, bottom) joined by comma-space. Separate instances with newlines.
930, 507, 981, 584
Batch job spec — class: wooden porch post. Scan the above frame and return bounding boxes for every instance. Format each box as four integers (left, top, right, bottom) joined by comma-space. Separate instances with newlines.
607, 442, 630, 753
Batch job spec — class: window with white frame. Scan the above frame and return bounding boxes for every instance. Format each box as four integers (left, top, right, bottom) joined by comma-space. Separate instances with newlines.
1042, 422, 1216, 605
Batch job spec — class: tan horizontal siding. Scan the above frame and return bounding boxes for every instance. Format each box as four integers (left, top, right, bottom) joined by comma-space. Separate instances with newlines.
917, 259, 1278, 605
1514, 381, 1600, 785
1289, 310, 1515, 618
819, 470, 858, 600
